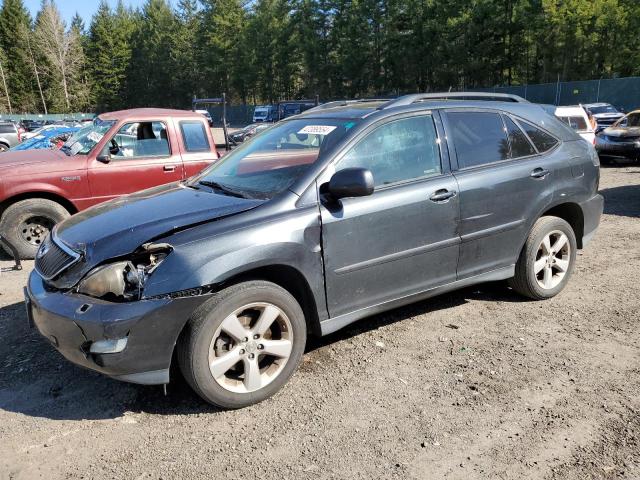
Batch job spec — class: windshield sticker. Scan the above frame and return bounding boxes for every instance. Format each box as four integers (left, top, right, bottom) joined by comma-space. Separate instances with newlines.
87, 131, 104, 143
297, 125, 337, 136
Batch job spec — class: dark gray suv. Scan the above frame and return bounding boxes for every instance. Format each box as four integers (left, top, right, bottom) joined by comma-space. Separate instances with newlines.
26, 93, 603, 408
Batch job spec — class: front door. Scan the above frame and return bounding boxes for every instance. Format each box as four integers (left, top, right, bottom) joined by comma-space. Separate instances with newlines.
88, 120, 184, 204
320, 113, 461, 318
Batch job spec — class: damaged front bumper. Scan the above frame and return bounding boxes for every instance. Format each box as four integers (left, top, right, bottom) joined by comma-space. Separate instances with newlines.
26, 270, 212, 385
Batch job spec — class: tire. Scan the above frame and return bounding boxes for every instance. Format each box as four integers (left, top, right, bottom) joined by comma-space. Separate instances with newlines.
0, 199, 70, 259
177, 280, 307, 408
508, 216, 577, 300
0, 143, 8, 152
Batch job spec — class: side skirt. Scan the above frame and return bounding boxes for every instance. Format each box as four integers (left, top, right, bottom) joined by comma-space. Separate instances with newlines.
319, 265, 515, 336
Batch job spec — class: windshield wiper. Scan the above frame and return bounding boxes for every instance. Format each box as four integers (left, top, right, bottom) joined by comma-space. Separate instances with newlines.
198, 180, 251, 199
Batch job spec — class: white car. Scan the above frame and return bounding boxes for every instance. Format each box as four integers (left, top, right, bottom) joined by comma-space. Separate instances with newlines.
194, 109, 213, 127
22, 124, 66, 140
554, 106, 595, 145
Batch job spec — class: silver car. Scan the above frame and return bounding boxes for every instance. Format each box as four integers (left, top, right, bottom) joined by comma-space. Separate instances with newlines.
0, 122, 21, 151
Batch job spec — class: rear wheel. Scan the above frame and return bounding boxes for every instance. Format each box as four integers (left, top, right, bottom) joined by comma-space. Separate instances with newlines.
509, 216, 577, 300
0, 199, 70, 259
0, 143, 8, 152
177, 281, 306, 408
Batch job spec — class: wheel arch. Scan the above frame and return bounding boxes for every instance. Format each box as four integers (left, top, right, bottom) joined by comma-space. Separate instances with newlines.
0, 191, 78, 218
214, 264, 322, 337
540, 202, 585, 248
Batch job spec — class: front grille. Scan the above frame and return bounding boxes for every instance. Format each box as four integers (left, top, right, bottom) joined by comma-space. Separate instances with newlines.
35, 234, 80, 280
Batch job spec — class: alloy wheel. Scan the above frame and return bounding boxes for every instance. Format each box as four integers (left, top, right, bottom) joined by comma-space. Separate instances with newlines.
534, 230, 571, 290
208, 302, 293, 394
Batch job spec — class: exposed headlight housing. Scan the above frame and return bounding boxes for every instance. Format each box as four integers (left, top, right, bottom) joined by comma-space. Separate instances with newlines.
77, 243, 172, 301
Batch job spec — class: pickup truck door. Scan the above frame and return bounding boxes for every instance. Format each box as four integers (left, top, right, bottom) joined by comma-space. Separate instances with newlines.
174, 118, 219, 177
88, 120, 184, 204
319, 113, 460, 318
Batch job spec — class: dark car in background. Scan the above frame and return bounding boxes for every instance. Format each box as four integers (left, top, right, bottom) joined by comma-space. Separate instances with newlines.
583, 103, 625, 132
278, 100, 318, 119
595, 109, 640, 163
0, 121, 21, 151
229, 123, 270, 143
26, 93, 602, 409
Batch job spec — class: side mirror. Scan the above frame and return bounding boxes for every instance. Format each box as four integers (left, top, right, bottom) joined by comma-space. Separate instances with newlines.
328, 168, 374, 199
96, 153, 111, 164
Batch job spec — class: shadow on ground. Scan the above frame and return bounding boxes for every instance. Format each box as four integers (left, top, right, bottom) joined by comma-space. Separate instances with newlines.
0, 281, 524, 421
600, 183, 640, 218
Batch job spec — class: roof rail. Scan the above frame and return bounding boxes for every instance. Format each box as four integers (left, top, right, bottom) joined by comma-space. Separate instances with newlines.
306, 98, 391, 113
379, 92, 528, 109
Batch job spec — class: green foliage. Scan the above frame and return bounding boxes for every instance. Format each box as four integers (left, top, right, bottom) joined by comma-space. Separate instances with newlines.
2, 0, 640, 112
0, 0, 36, 111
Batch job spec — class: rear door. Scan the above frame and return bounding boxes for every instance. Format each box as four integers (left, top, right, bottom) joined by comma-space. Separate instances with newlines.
320, 112, 460, 317
88, 120, 183, 202
443, 109, 560, 279
176, 119, 218, 177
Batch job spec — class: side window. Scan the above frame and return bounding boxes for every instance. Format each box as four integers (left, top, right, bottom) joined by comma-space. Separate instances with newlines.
180, 121, 210, 152
517, 120, 559, 153
337, 115, 441, 187
109, 121, 170, 159
0, 124, 14, 133
446, 111, 509, 168
503, 115, 536, 158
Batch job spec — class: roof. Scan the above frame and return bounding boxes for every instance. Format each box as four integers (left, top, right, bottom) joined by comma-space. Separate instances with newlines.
98, 108, 205, 120
296, 95, 539, 121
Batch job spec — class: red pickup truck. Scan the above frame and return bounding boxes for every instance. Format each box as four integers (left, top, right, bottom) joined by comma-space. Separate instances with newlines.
0, 108, 219, 258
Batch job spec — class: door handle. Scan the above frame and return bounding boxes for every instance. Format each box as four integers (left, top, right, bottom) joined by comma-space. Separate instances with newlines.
163, 165, 176, 172
530, 167, 550, 179
429, 189, 457, 203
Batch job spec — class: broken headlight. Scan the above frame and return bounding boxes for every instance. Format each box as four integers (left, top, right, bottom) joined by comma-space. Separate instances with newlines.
76, 243, 172, 301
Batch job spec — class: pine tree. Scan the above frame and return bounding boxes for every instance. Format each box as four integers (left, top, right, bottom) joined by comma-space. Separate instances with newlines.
87, 0, 135, 111
127, 0, 178, 107
0, 0, 36, 111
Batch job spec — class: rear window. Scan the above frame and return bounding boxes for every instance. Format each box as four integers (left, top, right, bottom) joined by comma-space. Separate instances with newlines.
517, 120, 559, 153
0, 124, 15, 134
180, 121, 210, 152
558, 116, 588, 132
446, 111, 509, 168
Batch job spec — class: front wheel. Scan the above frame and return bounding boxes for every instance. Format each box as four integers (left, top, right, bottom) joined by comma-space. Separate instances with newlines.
177, 281, 307, 408
0, 199, 70, 259
509, 216, 577, 300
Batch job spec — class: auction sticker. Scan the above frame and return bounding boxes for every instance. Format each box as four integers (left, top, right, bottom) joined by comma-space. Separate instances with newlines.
298, 125, 337, 135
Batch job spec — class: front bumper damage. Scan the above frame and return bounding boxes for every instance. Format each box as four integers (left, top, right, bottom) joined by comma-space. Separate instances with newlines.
26, 270, 212, 385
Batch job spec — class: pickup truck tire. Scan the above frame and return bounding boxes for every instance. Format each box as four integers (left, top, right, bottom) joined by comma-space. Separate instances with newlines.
509, 216, 577, 300
0, 199, 70, 259
0, 143, 8, 152
177, 281, 307, 408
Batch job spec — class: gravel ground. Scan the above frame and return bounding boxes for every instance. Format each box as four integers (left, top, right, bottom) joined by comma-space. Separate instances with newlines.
0, 164, 638, 480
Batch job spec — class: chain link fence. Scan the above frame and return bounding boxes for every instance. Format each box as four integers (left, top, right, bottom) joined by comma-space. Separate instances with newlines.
474, 76, 640, 112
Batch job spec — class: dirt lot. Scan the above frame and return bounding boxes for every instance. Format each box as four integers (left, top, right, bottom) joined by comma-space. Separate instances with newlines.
0, 164, 638, 480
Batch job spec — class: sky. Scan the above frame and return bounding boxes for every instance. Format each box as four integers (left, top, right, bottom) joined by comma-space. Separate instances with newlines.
24, 0, 147, 25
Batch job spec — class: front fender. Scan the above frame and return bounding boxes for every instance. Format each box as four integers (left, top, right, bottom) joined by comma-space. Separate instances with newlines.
142, 205, 327, 319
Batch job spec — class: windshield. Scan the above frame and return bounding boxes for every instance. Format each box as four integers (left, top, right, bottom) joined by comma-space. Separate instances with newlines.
589, 105, 618, 114
61, 118, 115, 155
194, 118, 357, 199
614, 113, 640, 128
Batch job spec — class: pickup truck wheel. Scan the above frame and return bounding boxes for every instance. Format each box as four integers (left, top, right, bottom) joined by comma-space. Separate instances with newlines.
0, 199, 70, 259
0, 143, 8, 152
177, 281, 306, 409
509, 216, 577, 300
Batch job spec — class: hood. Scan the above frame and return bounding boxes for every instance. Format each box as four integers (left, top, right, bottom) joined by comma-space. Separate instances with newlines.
601, 126, 640, 138
0, 149, 74, 177
52, 182, 264, 286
